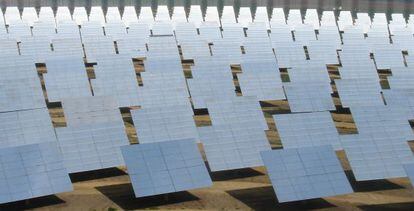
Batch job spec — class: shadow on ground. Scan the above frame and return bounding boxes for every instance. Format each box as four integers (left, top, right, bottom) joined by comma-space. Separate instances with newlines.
0, 195, 65, 210
70, 167, 127, 183
96, 183, 199, 210
209, 167, 265, 181
227, 186, 336, 210
359, 201, 414, 210
345, 170, 404, 192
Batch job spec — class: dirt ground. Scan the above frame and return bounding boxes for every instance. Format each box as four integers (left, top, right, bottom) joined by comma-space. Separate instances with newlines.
1, 62, 413, 210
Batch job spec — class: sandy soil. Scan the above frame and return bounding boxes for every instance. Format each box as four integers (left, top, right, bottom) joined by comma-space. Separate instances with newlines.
2, 63, 413, 210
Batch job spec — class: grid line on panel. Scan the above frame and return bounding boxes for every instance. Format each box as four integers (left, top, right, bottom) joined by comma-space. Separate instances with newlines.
121, 139, 212, 197
261, 145, 353, 203
273, 111, 342, 150
341, 131, 414, 181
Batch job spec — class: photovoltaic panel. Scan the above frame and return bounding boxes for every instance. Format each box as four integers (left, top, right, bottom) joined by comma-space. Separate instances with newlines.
0, 108, 56, 149
273, 112, 342, 150
350, 105, 414, 141
261, 145, 353, 203
106, 7, 122, 22
307, 40, 339, 65
83, 36, 116, 63
383, 89, 414, 119
373, 44, 405, 69
56, 7, 72, 23
52, 38, 84, 57
104, 21, 127, 40
32, 21, 57, 40
122, 6, 138, 27
0, 142, 73, 204
287, 60, 331, 84
121, 139, 212, 197
56, 96, 129, 173
89, 6, 105, 24
340, 131, 414, 181
273, 42, 306, 68
187, 74, 236, 109
335, 79, 384, 108
73, 7, 88, 25
284, 82, 335, 112
199, 122, 271, 172
238, 72, 286, 101
43, 56, 92, 102
131, 105, 198, 144
61, 96, 123, 127
293, 24, 316, 46
403, 164, 414, 186
206, 96, 268, 130
387, 70, 414, 90
19, 36, 52, 63
199, 21, 222, 42
0, 39, 20, 56
91, 54, 139, 107
22, 7, 38, 26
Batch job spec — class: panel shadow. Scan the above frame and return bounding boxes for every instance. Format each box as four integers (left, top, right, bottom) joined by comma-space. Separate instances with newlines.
359, 202, 414, 210
227, 186, 336, 210
209, 167, 265, 181
96, 183, 199, 210
0, 195, 65, 210
345, 170, 405, 192
70, 167, 127, 183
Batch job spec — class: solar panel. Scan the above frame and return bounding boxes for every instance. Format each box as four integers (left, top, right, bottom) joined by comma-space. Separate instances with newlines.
104, 20, 128, 40
221, 6, 237, 24
199, 122, 271, 171
83, 36, 116, 63
320, 11, 336, 27
116, 36, 148, 58
284, 82, 335, 112
307, 40, 339, 65
337, 11, 353, 31
350, 105, 414, 140
151, 21, 174, 36
199, 21, 222, 42
355, 13, 372, 33
274, 112, 342, 150
19, 37, 52, 63
187, 74, 236, 109
131, 105, 198, 144
205, 7, 220, 23
7, 21, 32, 41
52, 38, 84, 57
121, 139, 212, 197
335, 79, 384, 108
273, 42, 306, 68
388, 70, 414, 90
338, 63, 379, 80
138, 7, 155, 26
270, 24, 294, 43
317, 26, 342, 50
238, 72, 285, 101
155, 5, 171, 21
304, 9, 320, 30
22, 7, 38, 26
55, 21, 82, 40
287, 9, 303, 29
91, 54, 140, 107
38, 7, 54, 23
122, 6, 138, 27
56, 7, 72, 23
172, 6, 187, 24
206, 96, 268, 130
174, 22, 198, 44
211, 39, 242, 64
43, 56, 92, 102
340, 131, 414, 181
270, 8, 286, 25
32, 21, 57, 40
237, 7, 252, 27
73, 7, 88, 25
56, 96, 129, 173
89, 6, 105, 24
0, 39, 19, 56
383, 89, 414, 119
188, 5, 204, 28
5, 7, 21, 25
261, 145, 353, 203
254, 7, 270, 29
0, 142, 73, 204
246, 22, 269, 38
180, 39, 211, 60
106, 7, 122, 22
80, 21, 105, 39
221, 23, 245, 44
61, 96, 123, 126
287, 60, 331, 84
0, 108, 56, 148
293, 24, 317, 46
404, 164, 414, 186
0, 63, 46, 112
